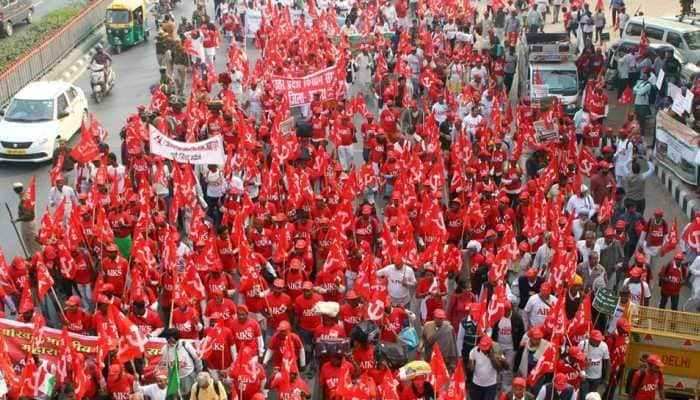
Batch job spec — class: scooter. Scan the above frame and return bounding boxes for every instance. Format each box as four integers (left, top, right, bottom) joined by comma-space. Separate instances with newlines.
89, 61, 115, 103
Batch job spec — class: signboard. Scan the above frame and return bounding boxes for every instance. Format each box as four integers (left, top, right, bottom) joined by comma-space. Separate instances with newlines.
656, 69, 665, 90
533, 120, 559, 143
279, 117, 295, 134
627, 341, 700, 380
592, 288, 618, 315
532, 84, 550, 99
0, 318, 166, 379
270, 66, 339, 107
149, 125, 226, 165
654, 111, 700, 186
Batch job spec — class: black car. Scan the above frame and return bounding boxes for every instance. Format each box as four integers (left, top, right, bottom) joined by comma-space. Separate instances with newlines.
0, 0, 33, 37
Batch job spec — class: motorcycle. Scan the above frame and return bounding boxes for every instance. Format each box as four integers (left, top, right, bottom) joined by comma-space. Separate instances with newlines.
154, 0, 173, 28
89, 61, 115, 103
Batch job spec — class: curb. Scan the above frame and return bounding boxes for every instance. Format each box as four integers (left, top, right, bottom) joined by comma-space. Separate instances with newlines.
655, 164, 699, 220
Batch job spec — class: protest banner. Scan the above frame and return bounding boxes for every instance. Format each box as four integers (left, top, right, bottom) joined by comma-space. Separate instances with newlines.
592, 288, 619, 315
270, 66, 338, 107
149, 125, 225, 165
0, 318, 166, 378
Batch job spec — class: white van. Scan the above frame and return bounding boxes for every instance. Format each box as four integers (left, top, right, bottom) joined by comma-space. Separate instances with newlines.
622, 17, 700, 63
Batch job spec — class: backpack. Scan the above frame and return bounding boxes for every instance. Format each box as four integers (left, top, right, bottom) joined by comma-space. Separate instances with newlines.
375, 341, 408, 369
350, 321, 380, 345
194, 378, 224, 399
625, 368, 645, 396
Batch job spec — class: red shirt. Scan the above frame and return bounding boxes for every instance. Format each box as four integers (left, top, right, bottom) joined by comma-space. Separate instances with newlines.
319, 359, 354, 397
128, 309, 164, 336
228, 317, 262, 354
63, 308, 91, 334
659, 261, 686, 295
250, 228, 273, 259
313, 322, 347, 342
630, 370, 664, 400
229, 363, 266, 400
270, 374, 310, 400
171, 306, 200, 340
101, 256, 129, 294
339, 303, 363, 336
73, 253, 92, 285
107, 373, 135, 400
204, 298, 237, 323
353, 344, 377, 374
646, 219, 668, 247
285, 270, 307, 302
294, 293, 322, 332
315, 269, 345, 303
268, 332, 303, 367
202, 325, 236, 370
379, 108, 398, 135
205, 272, 236, 296
265, 293, 292, 329
380, 307, 408, 342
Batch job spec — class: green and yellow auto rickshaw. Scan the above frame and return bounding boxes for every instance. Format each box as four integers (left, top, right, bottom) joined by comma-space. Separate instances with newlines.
105, 0, 149, 54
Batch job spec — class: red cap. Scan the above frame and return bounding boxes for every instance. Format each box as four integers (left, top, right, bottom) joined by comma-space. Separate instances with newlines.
361, 204, 373, 215
273, 278, 286, 289
647, 354, 664, 369
553, 373, 568, 390
540, 282, 552, 296
495, 224, 506, 233
617, 317, 631, 332
433, 308, 446, 319
654, 208, 664, 217
528, 327, 544, 339
302, 281, 314, 290
96, 294, 111, 304
525, 268, 538, 278
65, 295, 81, 306
513, 377, 526, 388
604, 227, 615, 237
629, 267, 643, 277
519, 241, 530, 252
289, 259, 302, 270
294, 239, 307, 249
211, 287, 224, 297
674, 252, 685, 261
106, 243, 118, 252
568, 346, 586, 361
44, 245, 57, 260
590, 329, 604, 341
479, 336, 493, 351
615, 220, 626, 229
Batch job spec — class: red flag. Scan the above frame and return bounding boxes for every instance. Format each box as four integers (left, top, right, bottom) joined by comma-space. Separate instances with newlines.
200, 319, 227, 359
682, 217, 700, 252
70, 122, 100, 164
661, 220, 679, 256
534, 70, 544, 85
0, 338, 19, 391
430, 345, 449, 391
440, 358, 466, 400
18, 279, 34, 314
22, 175, 36, 213
619, 86, 634, 105
568, 292, 592, 338
598, 197, 613, 224
35, 254, 54, 300
109, 304, 147, 363
527, 338, 559, 387
479, 285, 508, 333
181, 259, 207, 300
281, 335, 298, 383
595, 0, 604, 11
578, 147, 597, 177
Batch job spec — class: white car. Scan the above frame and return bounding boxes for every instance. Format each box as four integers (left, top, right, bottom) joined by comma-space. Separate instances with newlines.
0, 81, 88, 162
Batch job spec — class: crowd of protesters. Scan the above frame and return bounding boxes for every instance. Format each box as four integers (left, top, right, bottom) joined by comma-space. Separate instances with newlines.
0, 0, 696, 399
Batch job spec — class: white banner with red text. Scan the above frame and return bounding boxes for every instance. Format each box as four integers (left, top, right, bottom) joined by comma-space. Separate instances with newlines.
149, 125, 225, 165
270, 65, 338, 107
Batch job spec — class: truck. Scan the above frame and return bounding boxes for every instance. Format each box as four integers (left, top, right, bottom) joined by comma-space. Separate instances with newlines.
517, 32, 580, 116
623, 304, 700, 399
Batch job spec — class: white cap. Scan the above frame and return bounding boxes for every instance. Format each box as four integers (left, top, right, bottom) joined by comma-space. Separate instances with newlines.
12, 182, 23, 189
466, 240, 482, 251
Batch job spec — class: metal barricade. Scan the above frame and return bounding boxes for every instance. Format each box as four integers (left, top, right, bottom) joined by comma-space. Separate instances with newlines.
0, 0, 110, 105
628, 304, 700, 342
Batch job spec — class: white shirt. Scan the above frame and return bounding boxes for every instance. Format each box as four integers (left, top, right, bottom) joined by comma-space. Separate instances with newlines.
581, 339, 610, 379
462, 114, 484, 136
431, 102, 448, 124
205, 169, 227, 198
524, 294, 556, 329
139, 383, 166, 400
48, 185, 78, 216
469, 347, 499, 387
470, 66, 488, 82
622, 278, 651, 305
497, 317, 514, 348
376, 264, 416, 305
566, 193, 595, 218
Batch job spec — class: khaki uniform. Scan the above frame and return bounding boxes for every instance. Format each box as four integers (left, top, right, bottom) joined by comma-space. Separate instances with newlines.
171, 43, 191, 95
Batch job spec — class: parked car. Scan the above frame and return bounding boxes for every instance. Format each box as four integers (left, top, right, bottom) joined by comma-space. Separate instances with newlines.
0, 81, 88, 162
0, 0, 34, 37
622, 16, 700, 63
604, 39, 700, 88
